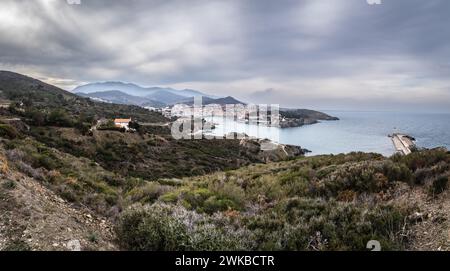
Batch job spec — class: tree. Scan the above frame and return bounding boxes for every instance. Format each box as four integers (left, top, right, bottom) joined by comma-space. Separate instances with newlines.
129, 121, 140, 130
28, 110, 46, 126
47, 109, 73, 127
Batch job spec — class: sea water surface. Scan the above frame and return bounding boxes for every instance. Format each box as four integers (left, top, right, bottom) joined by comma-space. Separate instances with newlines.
207, 111, 450, 157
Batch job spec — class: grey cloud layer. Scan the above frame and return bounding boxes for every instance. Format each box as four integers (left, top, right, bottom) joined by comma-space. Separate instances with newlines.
0, 0, 449, 111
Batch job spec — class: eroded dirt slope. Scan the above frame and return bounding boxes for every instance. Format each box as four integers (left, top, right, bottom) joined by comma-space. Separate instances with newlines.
0, 155, 117, 251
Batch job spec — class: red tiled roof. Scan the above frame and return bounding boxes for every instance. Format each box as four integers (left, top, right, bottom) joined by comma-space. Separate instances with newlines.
114, 118, 132, 123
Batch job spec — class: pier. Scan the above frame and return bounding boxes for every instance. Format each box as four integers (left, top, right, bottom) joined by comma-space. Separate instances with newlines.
389, 133, 416, 155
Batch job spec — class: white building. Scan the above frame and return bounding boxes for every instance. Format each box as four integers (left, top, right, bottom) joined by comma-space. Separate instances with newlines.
114, 118, 132, 130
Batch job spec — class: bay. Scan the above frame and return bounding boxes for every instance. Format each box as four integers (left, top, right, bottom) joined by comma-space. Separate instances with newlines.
207, 111, 450, 157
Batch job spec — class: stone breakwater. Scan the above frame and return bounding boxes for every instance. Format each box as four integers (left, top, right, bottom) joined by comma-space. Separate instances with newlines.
389, 133, 416, 155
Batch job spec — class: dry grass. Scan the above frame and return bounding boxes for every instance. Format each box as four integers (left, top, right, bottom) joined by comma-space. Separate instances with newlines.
0, 155, 9, 174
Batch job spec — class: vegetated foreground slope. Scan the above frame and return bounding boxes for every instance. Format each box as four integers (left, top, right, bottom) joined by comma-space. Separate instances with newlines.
2, 133, 448, 250
116, 150, 449, 251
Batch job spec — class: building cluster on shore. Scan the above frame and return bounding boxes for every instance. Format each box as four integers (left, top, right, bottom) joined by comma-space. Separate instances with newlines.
148, 103, 282, 128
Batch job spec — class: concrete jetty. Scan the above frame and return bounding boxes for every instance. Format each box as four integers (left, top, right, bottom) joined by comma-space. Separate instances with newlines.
389, 133, 416, 155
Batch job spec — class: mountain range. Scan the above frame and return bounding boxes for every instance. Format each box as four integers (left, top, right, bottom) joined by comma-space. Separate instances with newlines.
77, 90, 165, 108
73, 82, 231, 107
175, 96, 245, 106
73, 82, 208, 97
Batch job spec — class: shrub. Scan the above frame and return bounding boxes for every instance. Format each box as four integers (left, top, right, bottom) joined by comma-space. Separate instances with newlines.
316, 160, 412, 198
281, 224, 317, 251
414, 168, 433, 185
0, 124, 19, 139
336, 190, 356, 202
429, 175, 449, 196
87, 232, 99, 243
273, 198, 411, 251
2, 240, 31, 251
165, 183, 246, 214
115, 204, 190, 251
127, 182, 173, 204
203, 196, 238, 214
382, 162, 412, 184
393, 149, 448, 171
116, 203, 254, 251
103, 175, 126, 187
27, 109, 46, 126
2, 179, 17, 190
33, 152, 60, 170
208, 181, 245, 208
187, 216, 255, 251
56, 184, 79, 202
180, 188, 213, 211
15, 161, 46, 181
75, 121, 92, 135
47, 109, 73, 127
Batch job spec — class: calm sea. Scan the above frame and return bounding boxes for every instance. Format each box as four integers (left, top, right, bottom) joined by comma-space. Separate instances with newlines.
207, 111, 450, 157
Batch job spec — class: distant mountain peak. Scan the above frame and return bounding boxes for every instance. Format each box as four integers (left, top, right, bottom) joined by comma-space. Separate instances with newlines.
73, 81, 215, 103
213, 96, 245, 104
175, 96, 245, 106
77, 89, 164, 107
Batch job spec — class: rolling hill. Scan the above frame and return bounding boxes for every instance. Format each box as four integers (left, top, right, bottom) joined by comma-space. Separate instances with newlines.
0, 70, 76, 101
77, 90, 165, 107
175, 96, 246, 106
145, 90, 187, 105
0, 71, 168, 124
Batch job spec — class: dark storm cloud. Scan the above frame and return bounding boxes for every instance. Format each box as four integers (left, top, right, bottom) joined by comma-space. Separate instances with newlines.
0, 0, 450, 111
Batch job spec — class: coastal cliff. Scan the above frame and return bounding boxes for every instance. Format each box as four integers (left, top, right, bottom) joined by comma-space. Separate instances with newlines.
280, 109, 339, 128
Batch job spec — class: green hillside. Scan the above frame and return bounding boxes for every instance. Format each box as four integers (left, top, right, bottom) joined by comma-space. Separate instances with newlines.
0, 71, 448, 251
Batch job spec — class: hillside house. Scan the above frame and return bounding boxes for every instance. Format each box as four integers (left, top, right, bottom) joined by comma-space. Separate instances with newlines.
114, 118, 132, 130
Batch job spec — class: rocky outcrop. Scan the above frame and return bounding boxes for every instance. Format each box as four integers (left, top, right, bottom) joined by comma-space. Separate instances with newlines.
238, 137, 307, 162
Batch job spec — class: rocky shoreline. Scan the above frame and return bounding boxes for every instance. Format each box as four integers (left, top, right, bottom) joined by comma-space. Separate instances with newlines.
224, 132, 308, 162
279, 109, 339, 128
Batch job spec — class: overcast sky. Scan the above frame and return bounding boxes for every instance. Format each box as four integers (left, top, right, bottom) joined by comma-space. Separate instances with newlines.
1, 0, 450, 112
